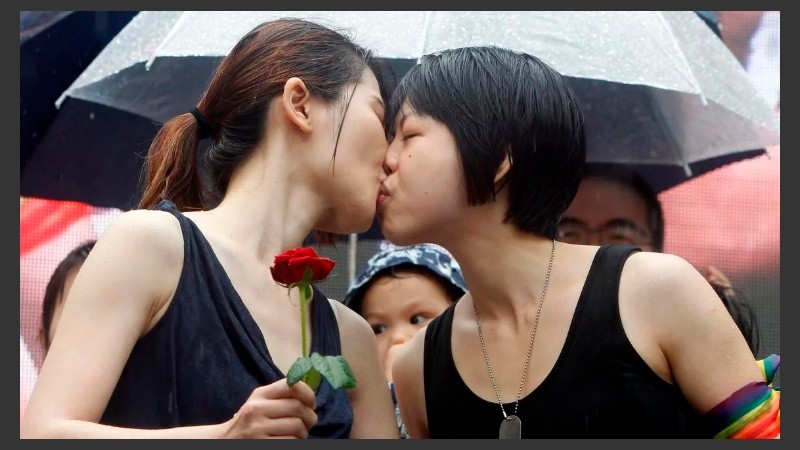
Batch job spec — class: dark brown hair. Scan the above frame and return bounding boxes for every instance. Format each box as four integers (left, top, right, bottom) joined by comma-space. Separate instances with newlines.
137, 18, 390, 244
40, 240, 96, 352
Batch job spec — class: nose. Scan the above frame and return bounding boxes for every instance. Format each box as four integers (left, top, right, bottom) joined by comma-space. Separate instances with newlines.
388, 323, 416, 347
586, 230, 604, 246
383, 140, 399, 176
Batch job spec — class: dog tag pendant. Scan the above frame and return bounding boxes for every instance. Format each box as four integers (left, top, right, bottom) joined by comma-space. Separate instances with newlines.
499, 414, 522, 439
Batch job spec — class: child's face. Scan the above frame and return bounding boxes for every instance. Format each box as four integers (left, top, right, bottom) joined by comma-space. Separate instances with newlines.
360, 270, 454, 382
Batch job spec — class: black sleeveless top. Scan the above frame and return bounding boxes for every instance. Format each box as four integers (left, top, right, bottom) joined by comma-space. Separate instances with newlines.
100, 200, 353, 438
423, 245, 709, 438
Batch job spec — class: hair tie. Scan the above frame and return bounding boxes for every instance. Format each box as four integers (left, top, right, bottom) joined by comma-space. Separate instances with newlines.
190, 107, 211, 140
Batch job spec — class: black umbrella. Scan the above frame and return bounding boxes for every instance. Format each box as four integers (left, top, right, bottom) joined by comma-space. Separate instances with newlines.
21, 97, 161, 210
20, 11, 138, 172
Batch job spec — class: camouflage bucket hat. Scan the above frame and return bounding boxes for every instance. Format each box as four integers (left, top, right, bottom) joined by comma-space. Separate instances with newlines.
342, 243, 467, 313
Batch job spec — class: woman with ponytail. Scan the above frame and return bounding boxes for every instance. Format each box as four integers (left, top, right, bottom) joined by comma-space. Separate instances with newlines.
22, 18, 399, 439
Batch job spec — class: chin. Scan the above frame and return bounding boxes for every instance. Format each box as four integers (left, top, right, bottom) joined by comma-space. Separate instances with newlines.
342, 214, 375, 235
379, 221, 418, 247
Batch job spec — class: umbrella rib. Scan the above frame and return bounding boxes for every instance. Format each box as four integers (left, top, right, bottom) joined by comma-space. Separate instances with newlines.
647, 88, 693, 178
146, 12, 190, 71
656, 12, 707, 106
417, 11, 434, 62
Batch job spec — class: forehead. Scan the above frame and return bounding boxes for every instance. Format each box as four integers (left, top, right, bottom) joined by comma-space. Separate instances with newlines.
361, 273, 453, 311
345, 69, 384, 115
357, 68, 381, 94
566, 176, 651, 225
395, 108, 444, 135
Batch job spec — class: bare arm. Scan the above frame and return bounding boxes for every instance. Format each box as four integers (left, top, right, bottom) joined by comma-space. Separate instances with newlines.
619, 252, 763, 414
391, 327, 428, 438
20, 210, 198, 437
21, 211, 319, 438
332, 301, 400, 438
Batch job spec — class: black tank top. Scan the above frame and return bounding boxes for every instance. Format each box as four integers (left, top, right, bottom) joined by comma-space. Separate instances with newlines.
100, 200, 353, 438
423, 245, 708, 438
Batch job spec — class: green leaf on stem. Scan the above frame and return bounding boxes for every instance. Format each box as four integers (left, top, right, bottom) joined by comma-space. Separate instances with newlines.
302, 368, 322, 390
286, 352, 356, 390
287, 356, 316, 388
311, 352, 356, 390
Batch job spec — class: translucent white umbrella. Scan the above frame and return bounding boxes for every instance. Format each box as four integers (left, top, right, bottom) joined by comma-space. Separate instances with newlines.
48, 11, 778, 194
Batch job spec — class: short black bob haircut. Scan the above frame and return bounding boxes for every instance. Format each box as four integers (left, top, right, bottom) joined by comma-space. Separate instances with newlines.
385, 45, 586, 239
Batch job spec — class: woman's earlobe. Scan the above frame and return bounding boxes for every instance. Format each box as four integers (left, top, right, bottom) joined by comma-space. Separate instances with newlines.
282, 77, 313, 132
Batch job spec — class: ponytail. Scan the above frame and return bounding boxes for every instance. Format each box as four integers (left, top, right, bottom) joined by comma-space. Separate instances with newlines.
137, 112, 206, 211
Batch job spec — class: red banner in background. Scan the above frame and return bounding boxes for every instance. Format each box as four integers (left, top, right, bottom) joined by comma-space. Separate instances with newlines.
20, 198, 91, 256
660, 145, 779, 278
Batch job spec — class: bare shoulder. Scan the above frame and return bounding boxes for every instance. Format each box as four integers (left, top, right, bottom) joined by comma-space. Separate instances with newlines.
329, 299, 374, 342
616, 249, 742, 387
621, 250, 714, 308
395, 323, 426, 371
95, 209, 185, 295
620, 251, 763, 412
623, 250, 698, 280
102, 209, 182, 252
619, 249, 734, 349
328, 300, 380, 377
392, 326, 425, 394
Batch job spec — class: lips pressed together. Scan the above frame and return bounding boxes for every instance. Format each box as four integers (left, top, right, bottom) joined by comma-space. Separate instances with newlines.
376, 184, 390, 209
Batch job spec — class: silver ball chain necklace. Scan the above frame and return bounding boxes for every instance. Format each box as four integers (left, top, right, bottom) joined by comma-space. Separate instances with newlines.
472, 239, 555, 439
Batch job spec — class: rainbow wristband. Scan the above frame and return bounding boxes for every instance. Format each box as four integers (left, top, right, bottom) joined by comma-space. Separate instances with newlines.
703, 355, 780, 439
703, 381, 780, 439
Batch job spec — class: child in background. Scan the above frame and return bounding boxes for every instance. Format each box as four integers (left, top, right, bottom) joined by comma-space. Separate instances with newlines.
344, 243, 467, 438
40, 240, 96, 353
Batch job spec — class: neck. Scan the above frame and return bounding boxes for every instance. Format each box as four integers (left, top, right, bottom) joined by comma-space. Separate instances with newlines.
473, 237, 554, 435
207, 146, 324, 263
451, 227, 555, 325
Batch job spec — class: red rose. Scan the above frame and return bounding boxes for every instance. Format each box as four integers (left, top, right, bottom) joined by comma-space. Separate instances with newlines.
270, 247, 335, 286
269, 247, 354, 390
